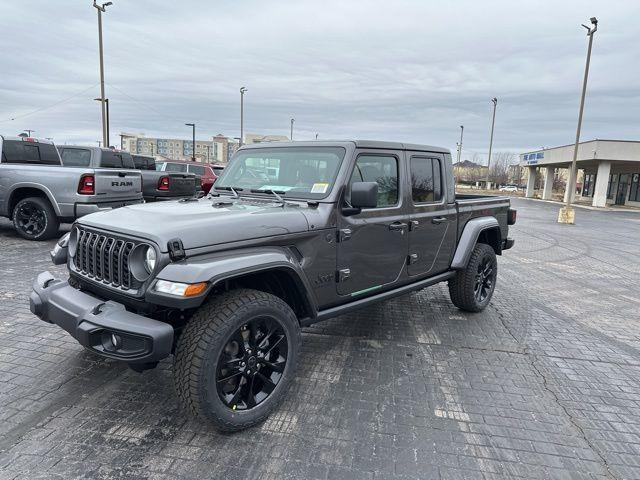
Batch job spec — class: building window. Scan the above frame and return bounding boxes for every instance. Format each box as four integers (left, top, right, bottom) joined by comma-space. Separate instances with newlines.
583, 173, 596, 197
629, 173, 640, 202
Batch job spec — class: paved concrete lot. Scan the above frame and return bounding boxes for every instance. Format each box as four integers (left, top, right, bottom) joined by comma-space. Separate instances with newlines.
1, 199, 639, 479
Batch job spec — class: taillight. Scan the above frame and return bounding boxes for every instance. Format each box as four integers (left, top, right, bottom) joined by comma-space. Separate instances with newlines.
507, 208, 517, 225
78, 174, 95, 195
158, 176, 170, 191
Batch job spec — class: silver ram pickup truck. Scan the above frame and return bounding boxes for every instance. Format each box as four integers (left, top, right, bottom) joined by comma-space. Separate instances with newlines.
0, 135, 143, 240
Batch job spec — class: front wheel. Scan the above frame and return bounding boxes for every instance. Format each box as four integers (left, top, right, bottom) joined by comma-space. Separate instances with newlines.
173, 288, 301, 432
448, 243, 497, 312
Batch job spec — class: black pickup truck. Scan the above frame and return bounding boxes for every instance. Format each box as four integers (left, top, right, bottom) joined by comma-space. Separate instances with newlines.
32, 140, 515, 432
58, 147, 198, 202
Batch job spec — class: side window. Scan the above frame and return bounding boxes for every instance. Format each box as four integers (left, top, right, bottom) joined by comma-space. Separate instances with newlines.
132, 155, 145, 169
100, 151, 124, 168
188, 165, 205, 175
411, 157, 442, 203
349, 154, 398, 207
61, 149, 91, 167
166, 163, 188, 172
122, 154, 136, 169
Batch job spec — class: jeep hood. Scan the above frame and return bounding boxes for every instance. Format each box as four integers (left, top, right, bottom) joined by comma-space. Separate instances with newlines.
77, 198, 310, 252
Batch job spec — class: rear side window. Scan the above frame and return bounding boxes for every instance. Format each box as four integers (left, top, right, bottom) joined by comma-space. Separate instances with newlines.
121, 153, 136, 169
189, 165, 205, 175
60, 148, 91, 167
100, 151, 124, 168
1, 140, 60, 165
411, 157, 442, 203
166, 162, 188, 172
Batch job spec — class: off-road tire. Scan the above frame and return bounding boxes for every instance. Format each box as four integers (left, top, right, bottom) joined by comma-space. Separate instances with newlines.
448, 243, 497, 312
12, 197, 59, 241
173, 288, 301, 432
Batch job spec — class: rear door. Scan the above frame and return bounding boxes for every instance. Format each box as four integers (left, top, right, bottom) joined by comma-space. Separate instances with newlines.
406, 153, 457, 276
336, 150, 409, 296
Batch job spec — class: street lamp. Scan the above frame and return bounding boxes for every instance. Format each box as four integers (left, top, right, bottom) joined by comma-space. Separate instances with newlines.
93, 1, 112, 148
185, 123, 196, 161
94, 98, 110, 147
456, 125, 464, 164
240, 87, 247, 146
485, 98, 498, 190
559, 17, 598, 224
290, 118, 295, 141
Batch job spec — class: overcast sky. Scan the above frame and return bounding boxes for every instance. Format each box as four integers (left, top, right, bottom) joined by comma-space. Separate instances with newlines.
1, 0, 638, 161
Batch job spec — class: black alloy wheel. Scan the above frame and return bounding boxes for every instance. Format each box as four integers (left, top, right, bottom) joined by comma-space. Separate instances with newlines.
15, 201, 47, 237
216, 316, 288, 411
474, 257, 494, 303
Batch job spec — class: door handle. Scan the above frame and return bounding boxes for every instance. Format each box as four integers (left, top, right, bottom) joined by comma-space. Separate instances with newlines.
388, 222, 407, 231
431, 217, 447, 224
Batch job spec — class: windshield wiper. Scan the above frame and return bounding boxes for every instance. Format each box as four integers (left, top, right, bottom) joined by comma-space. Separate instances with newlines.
215, 186, 243, 199
250, 189, 286, 205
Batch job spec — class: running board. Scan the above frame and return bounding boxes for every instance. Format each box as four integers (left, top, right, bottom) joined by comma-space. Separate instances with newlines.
302, 270, 456, 326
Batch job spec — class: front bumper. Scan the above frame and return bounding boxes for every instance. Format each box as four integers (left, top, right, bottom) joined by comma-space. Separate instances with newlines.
30, 271, 173, 364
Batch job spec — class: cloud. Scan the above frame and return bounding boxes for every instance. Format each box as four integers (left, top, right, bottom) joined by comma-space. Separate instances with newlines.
1, 0, 638, 161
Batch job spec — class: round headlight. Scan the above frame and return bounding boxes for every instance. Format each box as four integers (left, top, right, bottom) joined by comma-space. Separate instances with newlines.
144, 246, 157, 273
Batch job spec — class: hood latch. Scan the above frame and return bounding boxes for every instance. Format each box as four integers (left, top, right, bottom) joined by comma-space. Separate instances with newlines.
168, 238, 186, 261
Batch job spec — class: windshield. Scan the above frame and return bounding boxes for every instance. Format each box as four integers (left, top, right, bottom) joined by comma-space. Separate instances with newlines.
215, 146, 346, 199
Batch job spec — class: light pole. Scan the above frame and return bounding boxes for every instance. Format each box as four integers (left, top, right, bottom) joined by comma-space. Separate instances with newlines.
485, 98, 498, 190
456, 125, 464, 164
94, 98, 110, 147
559, 17, 598, 224
93, 1, 112, 148
290, 118, 295, 140
240, 87, 247, 146
185, 123, 196, 161
315, 133, 319, 140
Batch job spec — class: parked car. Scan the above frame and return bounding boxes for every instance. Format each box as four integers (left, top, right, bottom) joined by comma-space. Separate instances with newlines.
58, 147, 198, 203
499, 184, 519, 192
156, 160, 218, 194
0, 135, 142, 240
31, 140, 516, 431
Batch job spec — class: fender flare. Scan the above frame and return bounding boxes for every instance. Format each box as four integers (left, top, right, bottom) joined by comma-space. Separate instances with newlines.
7, 183, 62, 217
152, 246, 317, 317
450, 217, 501, 270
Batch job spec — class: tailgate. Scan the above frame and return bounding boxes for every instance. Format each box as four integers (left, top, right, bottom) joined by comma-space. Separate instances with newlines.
93, 169, 142, 198
166, 172, 197, 196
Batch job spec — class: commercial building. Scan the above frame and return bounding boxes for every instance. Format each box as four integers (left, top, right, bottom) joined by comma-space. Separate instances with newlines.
520, 139, 640, 208
119, 133, 232, 163
244, 133, 289, 144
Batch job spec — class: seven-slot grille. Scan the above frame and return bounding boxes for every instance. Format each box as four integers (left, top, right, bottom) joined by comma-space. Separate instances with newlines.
73, 228, 142, 291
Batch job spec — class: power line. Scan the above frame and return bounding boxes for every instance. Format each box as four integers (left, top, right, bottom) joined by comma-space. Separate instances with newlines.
0, 83, 99, 124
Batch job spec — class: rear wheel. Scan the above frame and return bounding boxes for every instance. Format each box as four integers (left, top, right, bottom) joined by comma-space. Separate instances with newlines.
448, 243, 497, 312
173, 288, 301, 432
12, 197, 59, 241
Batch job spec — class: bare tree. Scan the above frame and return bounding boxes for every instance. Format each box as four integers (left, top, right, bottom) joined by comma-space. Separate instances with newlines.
489, 151, 516, 186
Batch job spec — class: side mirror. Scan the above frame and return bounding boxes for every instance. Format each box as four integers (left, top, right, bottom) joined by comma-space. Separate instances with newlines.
351, 181, 378, 208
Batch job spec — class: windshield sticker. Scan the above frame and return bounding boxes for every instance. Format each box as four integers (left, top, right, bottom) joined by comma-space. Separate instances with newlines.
311, 183, 329, 194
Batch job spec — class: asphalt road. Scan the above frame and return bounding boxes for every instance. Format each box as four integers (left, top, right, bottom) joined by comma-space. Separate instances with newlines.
1, 198, 639, 479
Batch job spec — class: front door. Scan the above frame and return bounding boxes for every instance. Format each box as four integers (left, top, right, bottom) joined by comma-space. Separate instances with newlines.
616, 174, 629, 205
336, 151, 409, 296
406, 154, 457, 277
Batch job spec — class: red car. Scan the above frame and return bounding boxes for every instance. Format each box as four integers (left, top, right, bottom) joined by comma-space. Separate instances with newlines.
156, 160, 222, 194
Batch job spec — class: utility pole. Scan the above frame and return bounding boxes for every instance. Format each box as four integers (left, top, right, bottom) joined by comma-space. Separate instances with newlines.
93, 1, 112, 148
119, 133, 125, 150
290, 118, 295, 141
456, 125, 464, 164
97, 140, 102, 147
240, 87, 247, 146
559, 17, 598, 224
185, 123, 196, 161
94, 97, 110, 147
485, 98, 498, 190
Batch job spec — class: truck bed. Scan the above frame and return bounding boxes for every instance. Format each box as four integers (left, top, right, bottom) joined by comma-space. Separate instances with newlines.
455, 194, 511, 244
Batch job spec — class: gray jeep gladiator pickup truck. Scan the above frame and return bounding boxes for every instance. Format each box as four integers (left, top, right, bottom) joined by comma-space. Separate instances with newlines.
0, 136, 143, 240
58, 146, 198, 202
30, 140, 515, 431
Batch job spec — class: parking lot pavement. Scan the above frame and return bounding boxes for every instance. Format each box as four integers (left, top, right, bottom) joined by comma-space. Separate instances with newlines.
0, 199, 639, 479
